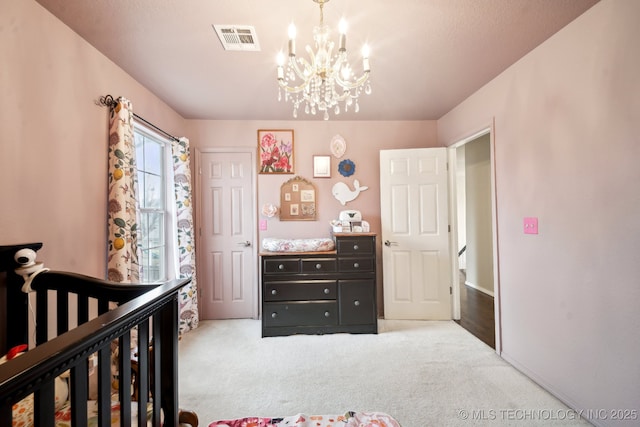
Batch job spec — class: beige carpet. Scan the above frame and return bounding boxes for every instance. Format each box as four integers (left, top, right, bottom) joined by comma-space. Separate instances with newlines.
178, 319, 590, 427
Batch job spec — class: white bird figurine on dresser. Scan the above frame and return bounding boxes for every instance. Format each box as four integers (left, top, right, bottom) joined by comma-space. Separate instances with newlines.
332, 179, 369, 206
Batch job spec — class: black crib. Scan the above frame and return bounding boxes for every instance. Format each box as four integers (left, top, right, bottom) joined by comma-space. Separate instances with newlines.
0, 243, 191, 426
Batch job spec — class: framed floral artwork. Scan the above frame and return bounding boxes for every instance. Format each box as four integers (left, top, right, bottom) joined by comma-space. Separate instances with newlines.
258, 129, 294, 174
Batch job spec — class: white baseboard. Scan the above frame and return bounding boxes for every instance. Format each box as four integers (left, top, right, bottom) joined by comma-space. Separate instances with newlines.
464, 280, 494, 297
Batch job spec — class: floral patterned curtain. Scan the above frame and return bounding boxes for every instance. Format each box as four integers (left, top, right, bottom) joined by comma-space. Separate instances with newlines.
172, 137, 199, 333
106, 97, 140, 283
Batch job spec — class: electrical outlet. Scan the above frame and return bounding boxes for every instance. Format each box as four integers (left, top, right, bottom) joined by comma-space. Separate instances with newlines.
524, 217, 538, 234
259, 219, 267, 231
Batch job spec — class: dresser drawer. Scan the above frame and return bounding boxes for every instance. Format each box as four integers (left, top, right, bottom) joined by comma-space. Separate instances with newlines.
339, 279, 376, 325
264, 280, 337, 301
263, 302, 338, 327
263, 258, 300, 274
301, 258, 337, 273
336, 237, 374, 255
338, 257, 375, 272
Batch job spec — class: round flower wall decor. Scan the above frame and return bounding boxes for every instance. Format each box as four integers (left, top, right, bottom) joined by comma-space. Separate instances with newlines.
338, 159, 356, 177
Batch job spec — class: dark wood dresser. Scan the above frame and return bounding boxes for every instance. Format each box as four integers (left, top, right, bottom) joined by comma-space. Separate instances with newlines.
260, 233, 377, 337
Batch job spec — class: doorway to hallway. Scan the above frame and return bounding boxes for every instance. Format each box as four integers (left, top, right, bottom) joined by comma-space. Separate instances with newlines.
449, 130, 499, 350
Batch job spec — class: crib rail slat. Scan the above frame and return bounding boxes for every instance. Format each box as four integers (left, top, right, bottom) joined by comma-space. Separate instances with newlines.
57, 289, 69, 336
159, 295, 179, 425
36, 290, 48, 345
137, 319, 150, 426
34, 381, 55, 426
119, 331, 132, 423
71, 358, 89, 427
152, 313, 163, 426
78, 294, 89, 325
98, 347, 111, 427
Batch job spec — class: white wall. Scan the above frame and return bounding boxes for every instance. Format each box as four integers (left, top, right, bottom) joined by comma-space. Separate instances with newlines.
464, 135, 493, 294
438, 0, 640, 424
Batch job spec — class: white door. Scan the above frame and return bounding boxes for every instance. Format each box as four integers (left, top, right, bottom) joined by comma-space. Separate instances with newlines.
380, 148, 452, 320
198, 150, 256, 319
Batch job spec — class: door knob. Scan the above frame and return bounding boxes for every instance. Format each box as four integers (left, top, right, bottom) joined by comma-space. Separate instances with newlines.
384, 240, 398, 247
237, 241, 251, 247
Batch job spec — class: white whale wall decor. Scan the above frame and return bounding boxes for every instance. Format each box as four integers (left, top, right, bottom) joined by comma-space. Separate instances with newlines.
332, 179, 369, 206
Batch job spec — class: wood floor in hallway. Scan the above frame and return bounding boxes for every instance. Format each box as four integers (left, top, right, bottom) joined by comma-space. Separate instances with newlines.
454, 274, 495, 349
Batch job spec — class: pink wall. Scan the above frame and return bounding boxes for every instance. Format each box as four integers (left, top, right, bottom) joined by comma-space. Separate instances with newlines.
187, 120, 438, 308
438, 0, 640, 424
0, 0, 188, 276
187, 120, 437, 239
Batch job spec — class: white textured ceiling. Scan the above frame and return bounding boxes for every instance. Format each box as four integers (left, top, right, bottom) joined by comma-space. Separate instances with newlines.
35, 0, 599, 121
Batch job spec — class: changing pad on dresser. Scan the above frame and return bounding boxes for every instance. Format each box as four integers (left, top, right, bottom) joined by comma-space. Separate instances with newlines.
261, 237, 335, 253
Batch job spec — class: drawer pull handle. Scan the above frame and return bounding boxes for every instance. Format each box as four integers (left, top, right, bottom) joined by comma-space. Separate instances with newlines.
324, 311, 331, 318
324, 288, 330, 294
315, 263, 322, 270
278, 264, 285, 270
271, 289, 277, 295
271, 312, 278, 318
353, 262, 360, 268
354, 300, 360, 306
353, 244, 359, 250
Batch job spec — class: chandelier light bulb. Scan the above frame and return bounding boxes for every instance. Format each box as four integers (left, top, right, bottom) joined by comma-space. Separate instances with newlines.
362, 44, 371, 72
339, 19, 347, 35
288, 23, 296, 56
338, 19, 347, 51
361, 44, 370, 59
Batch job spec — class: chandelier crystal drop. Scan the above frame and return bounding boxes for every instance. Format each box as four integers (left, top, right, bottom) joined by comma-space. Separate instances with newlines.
277, 0, 371, 120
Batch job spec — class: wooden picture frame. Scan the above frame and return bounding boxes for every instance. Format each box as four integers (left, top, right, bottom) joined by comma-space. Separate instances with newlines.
280, 176, 316, 221
313, 155, 331, 178
258, 129, 294, 174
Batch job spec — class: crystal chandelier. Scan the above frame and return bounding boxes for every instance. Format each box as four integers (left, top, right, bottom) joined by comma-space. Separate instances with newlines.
277, 0, 371, 120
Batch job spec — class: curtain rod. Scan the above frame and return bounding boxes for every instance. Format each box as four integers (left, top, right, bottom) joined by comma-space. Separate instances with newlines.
97, 94, 179, 142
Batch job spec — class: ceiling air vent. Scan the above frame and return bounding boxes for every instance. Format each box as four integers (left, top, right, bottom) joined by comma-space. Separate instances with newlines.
213, 25, 260, 51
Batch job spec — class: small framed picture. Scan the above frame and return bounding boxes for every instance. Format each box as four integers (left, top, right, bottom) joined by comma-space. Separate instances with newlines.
313, 155, 331, 178
300, 190, 315, 202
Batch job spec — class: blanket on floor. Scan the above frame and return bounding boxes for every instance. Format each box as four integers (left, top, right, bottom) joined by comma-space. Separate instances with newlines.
208, 411, 401, 427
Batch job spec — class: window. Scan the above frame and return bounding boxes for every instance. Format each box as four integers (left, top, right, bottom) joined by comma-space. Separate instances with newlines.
134, 125, 172, 283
